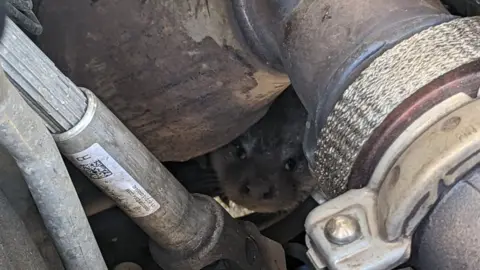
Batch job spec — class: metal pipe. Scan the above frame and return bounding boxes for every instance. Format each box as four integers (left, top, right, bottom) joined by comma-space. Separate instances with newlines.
0, 69, 107, 269
55, 88, 219, 252
0, 18, 87, 134
0, 145, 65, 269
0, 188, 48, 270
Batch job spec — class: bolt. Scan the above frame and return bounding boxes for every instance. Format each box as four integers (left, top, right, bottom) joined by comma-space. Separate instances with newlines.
324, 215, 361, 245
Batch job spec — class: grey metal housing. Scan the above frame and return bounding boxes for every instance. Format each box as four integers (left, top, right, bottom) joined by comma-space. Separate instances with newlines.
413, 167, 480, 270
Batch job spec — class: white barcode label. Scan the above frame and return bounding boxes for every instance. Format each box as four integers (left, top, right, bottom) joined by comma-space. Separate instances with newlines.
67, 143, 160, 217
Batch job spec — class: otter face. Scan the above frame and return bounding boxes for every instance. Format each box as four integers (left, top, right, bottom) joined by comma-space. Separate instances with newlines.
210, 89, 316, 213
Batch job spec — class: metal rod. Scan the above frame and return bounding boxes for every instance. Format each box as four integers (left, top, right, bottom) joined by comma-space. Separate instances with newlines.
0, 69, 107, 270
55, 88, 218, 253
0, 18, 87, 134
0, 188, 48, 270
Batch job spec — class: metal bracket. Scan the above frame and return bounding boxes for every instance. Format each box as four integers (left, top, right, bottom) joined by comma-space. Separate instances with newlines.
306, 95, 480, 270
306, 189, 411, 270
377, 98, 480, 241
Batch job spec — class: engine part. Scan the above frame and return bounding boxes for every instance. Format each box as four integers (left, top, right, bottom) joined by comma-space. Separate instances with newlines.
0, 188, 48, 270
412, 167, 480, 270
306, 189, 411, 270
0, 145, 65, 269
0, 18, 87, 134
36, 0, 291, 162
323, 215, 361, 246
305, 92, 480, 269
150, 208, 287, 270
376, 96, 480, 241
233, 0, 453, 174
315, 16, 480, 197
0, 67, 107, 269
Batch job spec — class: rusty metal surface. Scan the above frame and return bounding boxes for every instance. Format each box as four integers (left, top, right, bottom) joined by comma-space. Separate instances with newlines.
36, 0, 289, 161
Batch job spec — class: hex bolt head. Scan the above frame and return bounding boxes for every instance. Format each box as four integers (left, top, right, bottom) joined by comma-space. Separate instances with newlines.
324, 215, 361, 245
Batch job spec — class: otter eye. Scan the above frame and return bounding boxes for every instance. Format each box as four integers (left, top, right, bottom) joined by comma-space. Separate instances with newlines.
284, 158, 296, 171
234, 143, 247, 159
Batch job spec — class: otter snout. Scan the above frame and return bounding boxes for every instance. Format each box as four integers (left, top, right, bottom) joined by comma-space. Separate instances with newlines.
240, 177, 277, 201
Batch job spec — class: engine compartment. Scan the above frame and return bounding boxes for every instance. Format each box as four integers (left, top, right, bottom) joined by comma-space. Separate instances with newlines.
0, 0, 478, 269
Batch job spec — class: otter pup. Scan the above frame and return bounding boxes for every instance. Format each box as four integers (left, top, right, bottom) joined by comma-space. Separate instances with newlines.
210, 87, 316, 213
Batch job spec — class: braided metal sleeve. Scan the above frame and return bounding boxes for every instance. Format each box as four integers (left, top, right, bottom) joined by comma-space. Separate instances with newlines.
314, 17, 480, 198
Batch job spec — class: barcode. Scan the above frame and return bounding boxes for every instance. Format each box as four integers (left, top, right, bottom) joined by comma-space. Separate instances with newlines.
69, 143, 160, 217
79, 160, 113, 179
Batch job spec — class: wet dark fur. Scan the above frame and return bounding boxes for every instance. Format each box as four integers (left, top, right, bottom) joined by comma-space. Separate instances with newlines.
210, 87, 316, 213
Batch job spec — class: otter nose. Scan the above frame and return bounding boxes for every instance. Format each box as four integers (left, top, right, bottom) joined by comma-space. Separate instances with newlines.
240, 182, 275, 200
